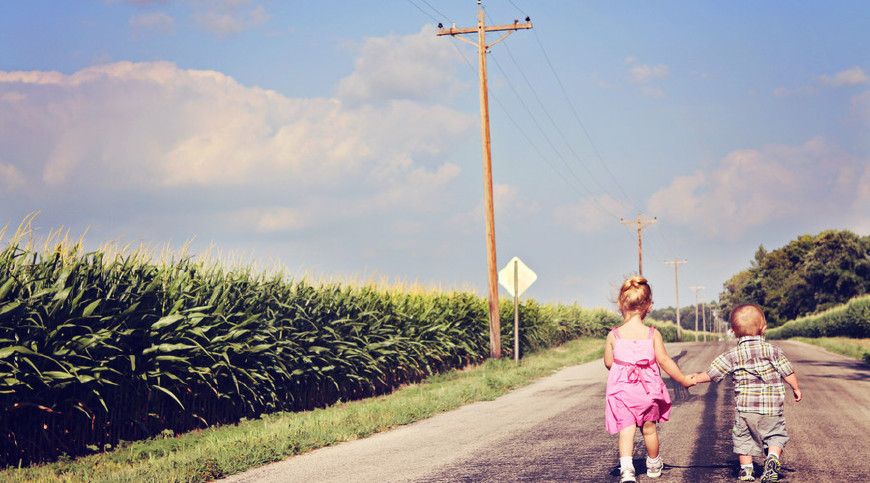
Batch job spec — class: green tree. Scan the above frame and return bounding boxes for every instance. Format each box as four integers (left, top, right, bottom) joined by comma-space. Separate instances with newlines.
719, 230, 870, 327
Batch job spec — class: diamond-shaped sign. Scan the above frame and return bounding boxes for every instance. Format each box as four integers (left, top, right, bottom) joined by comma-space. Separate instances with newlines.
498, 257, 537, 298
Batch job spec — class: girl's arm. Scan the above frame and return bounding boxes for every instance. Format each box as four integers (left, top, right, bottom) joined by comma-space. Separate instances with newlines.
652, 329, 696, 387
604, 331, 615, 369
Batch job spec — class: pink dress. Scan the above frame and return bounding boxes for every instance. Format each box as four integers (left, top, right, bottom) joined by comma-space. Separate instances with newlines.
605, 326, 672, 434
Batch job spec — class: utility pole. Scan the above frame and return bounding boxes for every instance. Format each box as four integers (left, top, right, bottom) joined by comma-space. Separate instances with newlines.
701, 299, 707, 342
689, 285, 704, 340
620, 213, 657, 275
437, 3, 532, 359
664, 257, 686, 341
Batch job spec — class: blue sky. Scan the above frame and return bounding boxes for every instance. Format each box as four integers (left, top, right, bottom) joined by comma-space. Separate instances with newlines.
1, 1, 868, 313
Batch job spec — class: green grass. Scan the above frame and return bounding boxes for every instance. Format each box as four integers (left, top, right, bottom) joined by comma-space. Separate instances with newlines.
1, 338, 605, 482
791, 337, 870, 363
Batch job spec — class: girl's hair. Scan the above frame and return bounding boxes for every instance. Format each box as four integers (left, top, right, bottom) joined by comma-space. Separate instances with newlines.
618, 276, 653, 314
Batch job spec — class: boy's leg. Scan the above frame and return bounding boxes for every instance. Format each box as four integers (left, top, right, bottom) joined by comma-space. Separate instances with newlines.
733, 412, 764, 481
738, 457, 755, 481
759, 416, 788, 483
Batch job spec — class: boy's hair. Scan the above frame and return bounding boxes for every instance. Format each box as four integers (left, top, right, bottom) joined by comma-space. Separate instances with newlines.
729, 304, 766, 337
618, 276, 652, 314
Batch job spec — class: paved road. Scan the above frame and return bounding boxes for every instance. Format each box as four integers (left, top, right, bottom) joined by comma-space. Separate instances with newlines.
222, 340, 870, 482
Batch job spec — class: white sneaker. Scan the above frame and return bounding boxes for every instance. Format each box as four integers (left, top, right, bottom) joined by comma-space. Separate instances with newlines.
620, 466, 637, 482
646, 457, 663, 478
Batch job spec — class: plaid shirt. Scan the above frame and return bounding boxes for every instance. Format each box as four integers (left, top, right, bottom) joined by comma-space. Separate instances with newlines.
706, 336, 794, 415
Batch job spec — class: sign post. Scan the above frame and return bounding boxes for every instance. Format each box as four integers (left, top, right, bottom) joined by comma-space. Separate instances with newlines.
498, 257, 537, 362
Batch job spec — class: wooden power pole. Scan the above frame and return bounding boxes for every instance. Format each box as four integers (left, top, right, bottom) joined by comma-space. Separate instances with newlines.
664, 257, 686, 341
436, 3, 532, 359
620, 213, 657, 275
689, 285, 704, 339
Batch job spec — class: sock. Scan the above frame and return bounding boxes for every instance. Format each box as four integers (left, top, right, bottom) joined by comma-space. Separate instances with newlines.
620, 456, 633, 470
767, 452, 779, 459
647, 455, 662, 465
741, 463, 754, 470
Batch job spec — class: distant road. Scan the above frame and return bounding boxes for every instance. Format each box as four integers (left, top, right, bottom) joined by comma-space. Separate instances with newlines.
222, 340, 870, 482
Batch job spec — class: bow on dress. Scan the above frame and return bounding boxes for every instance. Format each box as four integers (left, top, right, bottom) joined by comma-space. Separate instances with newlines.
613, 358, 654, 394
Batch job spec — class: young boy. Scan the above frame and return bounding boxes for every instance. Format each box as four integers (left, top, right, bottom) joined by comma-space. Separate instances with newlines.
691, 304, 802, 482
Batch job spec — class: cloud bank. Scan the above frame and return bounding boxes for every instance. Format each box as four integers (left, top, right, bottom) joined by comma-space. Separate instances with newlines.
0, 28, 475, 236
647, 137, 869, 239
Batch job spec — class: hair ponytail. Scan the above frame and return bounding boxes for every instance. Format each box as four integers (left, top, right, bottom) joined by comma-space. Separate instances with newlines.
618, 275, 653, 314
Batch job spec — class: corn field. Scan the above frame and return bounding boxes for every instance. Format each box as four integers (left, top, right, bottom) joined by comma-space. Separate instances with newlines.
0, 225, 619, 467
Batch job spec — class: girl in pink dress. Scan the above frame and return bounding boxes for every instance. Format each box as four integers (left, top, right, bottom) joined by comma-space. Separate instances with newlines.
604, 276, 695, 482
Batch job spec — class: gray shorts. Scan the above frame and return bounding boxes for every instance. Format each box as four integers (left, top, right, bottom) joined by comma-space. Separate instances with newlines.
732, 411, 789, 457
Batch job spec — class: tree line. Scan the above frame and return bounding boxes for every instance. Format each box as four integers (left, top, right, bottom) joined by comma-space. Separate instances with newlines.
718, 229, 870, 327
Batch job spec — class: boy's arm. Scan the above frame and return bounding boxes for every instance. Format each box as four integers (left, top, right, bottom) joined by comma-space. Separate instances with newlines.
783, 372, 802, 402
691, 371, 712, 384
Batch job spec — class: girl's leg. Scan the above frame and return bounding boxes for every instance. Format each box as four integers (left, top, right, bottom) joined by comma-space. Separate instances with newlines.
618, 425, 637, 457
640, 421, 659, 459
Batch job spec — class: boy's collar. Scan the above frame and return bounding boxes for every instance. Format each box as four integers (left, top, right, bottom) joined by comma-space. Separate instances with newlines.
737, 335, 764, 344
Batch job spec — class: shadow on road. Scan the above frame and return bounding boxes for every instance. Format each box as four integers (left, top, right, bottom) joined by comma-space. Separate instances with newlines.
793, 358, 870, 381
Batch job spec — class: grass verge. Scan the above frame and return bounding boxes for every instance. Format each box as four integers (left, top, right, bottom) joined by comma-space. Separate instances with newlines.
790, 337, 870, 363
2, 338, 605, 482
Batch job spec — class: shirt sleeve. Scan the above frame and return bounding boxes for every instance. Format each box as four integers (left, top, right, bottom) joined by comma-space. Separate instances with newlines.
770, 346, 795, 377
706, 352, 733, 382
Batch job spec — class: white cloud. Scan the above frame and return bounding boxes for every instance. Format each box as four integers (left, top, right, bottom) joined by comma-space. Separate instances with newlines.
335, 26, 466, 105
630, 64, 669, 83
647, 137, 869, 239
447, 183, 540, 232
641, 86, 666, 99
0, 162, 26, 191
773, 86, 817, 98
850, 90, 870, 127
0, 60, 475, 229
130, 12, 175, 34
230, 206, 312, 233
552, 195, 624, 234
819, 66, 869, 87
192, 4, 270, 34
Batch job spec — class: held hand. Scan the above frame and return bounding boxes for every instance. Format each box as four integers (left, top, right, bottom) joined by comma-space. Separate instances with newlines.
681, 374, 697, 388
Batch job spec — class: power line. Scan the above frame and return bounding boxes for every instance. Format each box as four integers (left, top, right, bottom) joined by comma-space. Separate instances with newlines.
487, 55, 619, 217
403, 0, 441, 23
531, 29, 640, 214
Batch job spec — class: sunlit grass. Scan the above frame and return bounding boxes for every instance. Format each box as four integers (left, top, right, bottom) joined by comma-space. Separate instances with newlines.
791, 337, 870, 362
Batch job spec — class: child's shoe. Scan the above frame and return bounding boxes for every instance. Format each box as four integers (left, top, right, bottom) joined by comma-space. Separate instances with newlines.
619, 466, 637, 482
760, 454, 780, 483
738, 465, 755, 481
646, 457, 663, 478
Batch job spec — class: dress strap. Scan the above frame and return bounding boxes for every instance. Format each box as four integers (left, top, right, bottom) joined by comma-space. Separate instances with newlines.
612, 327, 621, 339
647, 326, 655, 339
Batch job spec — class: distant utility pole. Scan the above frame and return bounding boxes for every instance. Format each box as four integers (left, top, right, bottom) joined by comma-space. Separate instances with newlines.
701, 299, 707, 342
664, 257, 686, 341
436, 2, 532, 359
689, 285, 704, 340
620, 214, 657, 275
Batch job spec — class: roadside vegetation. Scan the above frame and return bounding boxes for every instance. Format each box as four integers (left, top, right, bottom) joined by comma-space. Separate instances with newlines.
0, 217, 620, 469
719, 229, 870, 327
790, 337, 870, 363
0, 337, 605, 482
